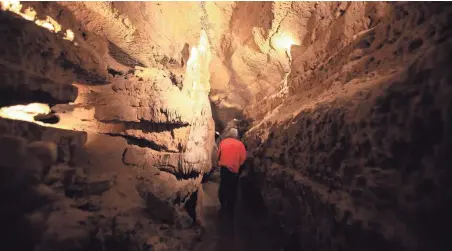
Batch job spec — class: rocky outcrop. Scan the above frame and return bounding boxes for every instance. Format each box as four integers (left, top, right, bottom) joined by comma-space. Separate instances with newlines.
6, 1, 442, 126
0, 135, 59, 250
0, 6, 215, 176
41, 2, 413, 128
0, 123, 204, 251
0, 9, 108, 106
33, 1, 352, 125
244, 3, 452, 251
0, 3, 215, 250
46, 52, 214, 176
0, 1, 396, 125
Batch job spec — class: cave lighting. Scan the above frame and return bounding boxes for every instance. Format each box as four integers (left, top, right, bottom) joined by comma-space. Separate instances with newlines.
0, 103, 51, 125
64, 29, 75, 41
273, 32, 298, 55
35, 16, 62, 33
1, 0, 75, 41
186, 46, 200, 91
184, 29, 211, 98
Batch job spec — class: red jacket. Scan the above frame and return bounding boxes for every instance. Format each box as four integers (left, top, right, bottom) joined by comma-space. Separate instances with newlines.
218, 138, 246, 173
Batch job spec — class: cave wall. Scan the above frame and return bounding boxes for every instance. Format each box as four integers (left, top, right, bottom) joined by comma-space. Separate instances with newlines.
244, 2, 452, 251
3, 1, 452, 250
0, 2, 215, 250
16, 1, 393, 127
0, 8, 102, 106
48, 1, 365, 126
0, 1, 215, 175
9, 1, 427, 129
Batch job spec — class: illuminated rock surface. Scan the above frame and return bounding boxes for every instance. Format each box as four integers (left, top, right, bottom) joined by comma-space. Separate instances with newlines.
1, 1, 452, 251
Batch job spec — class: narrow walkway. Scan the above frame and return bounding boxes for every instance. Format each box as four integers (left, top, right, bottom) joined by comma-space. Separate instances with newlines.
194, 181, 283, 251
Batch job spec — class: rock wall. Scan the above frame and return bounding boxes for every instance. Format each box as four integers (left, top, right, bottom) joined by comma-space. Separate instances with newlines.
244, 2, 452, 251
53, 67, 213, 175
35, 1, 384, 126
8, 1, 433, 128
0, 9, 102, 106
0, 2, 215, 174
0, 3, 215, 250
5, 1, 400, 127
3, 1, 452, 250
0, 124, 202, 251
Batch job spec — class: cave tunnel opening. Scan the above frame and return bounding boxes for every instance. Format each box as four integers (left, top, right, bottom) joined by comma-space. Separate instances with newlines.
1, 1, 452, 251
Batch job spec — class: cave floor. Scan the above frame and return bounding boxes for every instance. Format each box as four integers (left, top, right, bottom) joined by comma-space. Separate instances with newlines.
194, 181, 282, 251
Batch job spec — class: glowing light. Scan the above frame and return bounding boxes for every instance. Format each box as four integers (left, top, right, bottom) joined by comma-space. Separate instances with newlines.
1, 0, 37, 22
272, 32, 297, 54
1, 0, 23, 15
0, 103, 51, 125
183, 30, 211, 98
35, 16, 62, 33
1, 0, 74, 41
64, 29, 75, 41
187, 46, 199, 91
22, 5, 36, 20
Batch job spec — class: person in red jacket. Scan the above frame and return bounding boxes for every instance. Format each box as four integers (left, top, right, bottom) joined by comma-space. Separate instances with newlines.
217, 128, 247, 215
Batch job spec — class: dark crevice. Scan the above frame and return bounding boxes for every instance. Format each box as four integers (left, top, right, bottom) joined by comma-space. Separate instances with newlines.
169, 71, 184, 90
184, 190, 198, 222
121, 148, 127, 164
103, 133, 177, 153
210, 100, 248, 134
107, 67, 124, 77
107, 41, 145, 68
158, 167, 201, 181
181, 43, 190, 67
58, 53, 107, 84
175, 171, 201, 181
34, 113, 60, 124
0, 87, 75, 107
100, 120, 189, 133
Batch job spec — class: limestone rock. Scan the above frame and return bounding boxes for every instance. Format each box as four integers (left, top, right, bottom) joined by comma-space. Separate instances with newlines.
44, 164, 72, 185
0, 118, 88, 165
244, 33, 452, 251
27, 141, 58, 176
145, 151, 180, 173
123, 145, 147, 166
0, 134, 27, 167
0, 10, 106, 107
83, 172, 117, 196
37, 208, 93, 251
137, 182, 176, 224
1, 1, 452, 251
136, 170, 202, 225
0, 135, 64, 250
65, 169, 117, 197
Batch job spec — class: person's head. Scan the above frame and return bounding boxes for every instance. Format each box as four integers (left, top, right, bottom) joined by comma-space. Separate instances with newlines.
223, 127, 239, 140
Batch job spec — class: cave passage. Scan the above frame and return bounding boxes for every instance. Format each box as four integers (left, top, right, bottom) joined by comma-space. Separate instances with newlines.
1, 1, 452, 251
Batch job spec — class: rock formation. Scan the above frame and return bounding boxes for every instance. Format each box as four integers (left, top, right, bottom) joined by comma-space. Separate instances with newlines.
243, 2, 452, 251
1, 1, 452, 251
0, 2, 214, 250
